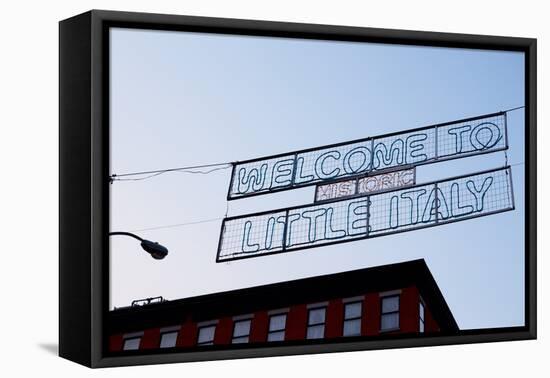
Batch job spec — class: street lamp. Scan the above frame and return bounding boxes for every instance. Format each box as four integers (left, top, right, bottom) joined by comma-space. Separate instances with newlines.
109, 231, 169, 260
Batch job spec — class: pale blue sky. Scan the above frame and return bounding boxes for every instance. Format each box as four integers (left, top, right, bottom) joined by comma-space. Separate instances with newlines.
109, 27, 525, 330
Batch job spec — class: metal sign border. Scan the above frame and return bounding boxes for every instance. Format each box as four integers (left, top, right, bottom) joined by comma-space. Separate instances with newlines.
314, 166, 417, 204
227, 111, 508, 200
217, 165, 514, 262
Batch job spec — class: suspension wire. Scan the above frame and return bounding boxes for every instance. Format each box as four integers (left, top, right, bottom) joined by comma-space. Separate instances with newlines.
502, 105, 525, 113
499, 105, 524, 172
127, 198, 237, 232
127, 217, 224, 233
110, 162, 233, 182
508, 161, 524, 167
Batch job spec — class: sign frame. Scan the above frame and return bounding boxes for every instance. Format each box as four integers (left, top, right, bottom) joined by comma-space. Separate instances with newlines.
314, 166, 417, 204
227, 111, 509, 200
217, 166, 515, 263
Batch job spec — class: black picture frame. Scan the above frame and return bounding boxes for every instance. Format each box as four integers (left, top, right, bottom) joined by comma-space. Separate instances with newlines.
59, 9, 537, 368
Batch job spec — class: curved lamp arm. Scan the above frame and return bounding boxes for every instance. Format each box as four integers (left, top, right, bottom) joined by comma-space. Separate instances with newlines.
109, 231, 168, 260
109, 231, 144, 242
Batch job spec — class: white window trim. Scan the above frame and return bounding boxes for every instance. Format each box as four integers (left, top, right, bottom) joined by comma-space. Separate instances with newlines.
379, 289, 402, 297
197, 320, 218, 327
160, 325, 181, 333
342, 295, 365, 303
232, 314, 254, 321
267, 308, 289, 315
123, 331, 144, 339
307, 301, 329, 309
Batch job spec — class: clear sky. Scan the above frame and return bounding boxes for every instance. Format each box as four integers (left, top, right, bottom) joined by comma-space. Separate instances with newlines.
109, 27, 525, 330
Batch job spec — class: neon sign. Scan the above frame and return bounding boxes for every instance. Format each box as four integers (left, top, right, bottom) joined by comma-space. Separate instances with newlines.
228, 112, 507, 199
217, 167, 514, 262
315, 168, 416, 202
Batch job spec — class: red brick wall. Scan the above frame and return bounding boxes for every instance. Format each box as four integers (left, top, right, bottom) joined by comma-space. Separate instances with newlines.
250, 311, 269, 343
109, 333, 123, 352
214, 317, 233, 345
364, 293, 379, 336
285, 304, 307, 340
140, 328, 160, 350
325, 299, 344, 338
177, 316, 197, 348
400, 286, 420, 333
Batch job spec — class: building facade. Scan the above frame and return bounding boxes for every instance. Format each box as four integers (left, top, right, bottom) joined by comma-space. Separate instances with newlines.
108, 259, 458, 352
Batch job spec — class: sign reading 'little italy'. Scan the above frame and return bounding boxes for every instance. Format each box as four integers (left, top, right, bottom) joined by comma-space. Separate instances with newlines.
216, 167, 514, 262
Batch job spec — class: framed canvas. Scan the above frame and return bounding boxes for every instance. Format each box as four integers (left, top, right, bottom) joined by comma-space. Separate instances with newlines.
59, 9, 537, 368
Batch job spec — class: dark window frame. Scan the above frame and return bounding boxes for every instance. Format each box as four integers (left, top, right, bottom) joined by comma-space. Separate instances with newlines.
122, 336, 142, 351
196, 324, 217, 346
380, 294, 400, 332
267, 313, 287, 342
306, 306, 327, 340
342, 301, 363, 337
231, 318, 252, 344
159, 330, 179, 348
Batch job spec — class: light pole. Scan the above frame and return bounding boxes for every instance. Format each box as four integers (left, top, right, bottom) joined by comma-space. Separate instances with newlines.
109, 231, 169, 260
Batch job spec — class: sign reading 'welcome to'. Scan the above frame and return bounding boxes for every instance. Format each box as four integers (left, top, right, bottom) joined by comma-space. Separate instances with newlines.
228, 112, 507, 199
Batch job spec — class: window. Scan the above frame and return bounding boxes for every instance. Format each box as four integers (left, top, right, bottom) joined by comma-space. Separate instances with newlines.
197, 325, 216, 346
419, 300, 425, 333
343, 301, 362, 336
232, 319, 252, 344
159, 331, 178, 348
122, 337, 141, 351
380, 295, 400, 331
307, 307, 326, 339
267, 313, 287, 342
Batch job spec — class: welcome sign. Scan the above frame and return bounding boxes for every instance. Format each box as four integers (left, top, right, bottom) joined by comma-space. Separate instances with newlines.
217, 166, 514, 262
228, 112, 507, 199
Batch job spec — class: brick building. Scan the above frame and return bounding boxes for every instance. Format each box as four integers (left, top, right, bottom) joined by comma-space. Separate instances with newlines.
109, 259, 458, 352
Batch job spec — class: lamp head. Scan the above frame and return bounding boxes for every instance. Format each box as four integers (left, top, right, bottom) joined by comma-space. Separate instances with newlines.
140, 240, 169, 260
